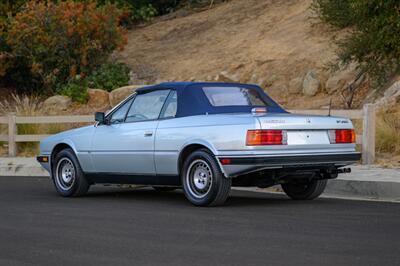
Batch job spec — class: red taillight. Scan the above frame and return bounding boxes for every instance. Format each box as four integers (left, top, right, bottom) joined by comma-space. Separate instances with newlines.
334, 129, 355, 144
246, 130, 285, 145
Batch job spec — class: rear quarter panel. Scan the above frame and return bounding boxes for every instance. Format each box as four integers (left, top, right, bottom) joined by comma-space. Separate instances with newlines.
155, 114, 260, 175
155, 113, 358, 176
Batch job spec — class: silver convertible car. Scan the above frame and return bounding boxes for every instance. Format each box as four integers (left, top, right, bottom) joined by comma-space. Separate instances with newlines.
37, 82, 361, 206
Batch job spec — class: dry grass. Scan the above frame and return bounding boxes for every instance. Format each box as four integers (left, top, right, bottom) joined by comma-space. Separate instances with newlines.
0, 94, 45, 155
0, 93, 43, 116
376, 105, 400, 155
0, 93, 97, 156
0, 94, 94, 156
0, 95, 77, 155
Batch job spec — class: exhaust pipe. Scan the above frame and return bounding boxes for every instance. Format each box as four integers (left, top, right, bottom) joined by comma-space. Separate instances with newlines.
337, 168, 351, 174
322, 167, 351, 179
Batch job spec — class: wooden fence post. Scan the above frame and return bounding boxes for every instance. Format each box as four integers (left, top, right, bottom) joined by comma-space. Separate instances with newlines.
7, 113, 16, 157
362, 104, 376, 165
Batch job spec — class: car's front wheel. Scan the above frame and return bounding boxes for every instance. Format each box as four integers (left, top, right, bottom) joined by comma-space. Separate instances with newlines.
52, 148, 90, 197
281, 179, 327, 200
181, 149, 231, 206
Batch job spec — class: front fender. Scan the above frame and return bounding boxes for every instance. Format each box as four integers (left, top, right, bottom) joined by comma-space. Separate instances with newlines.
56, 139, 78, 154
51, 139, 94, 172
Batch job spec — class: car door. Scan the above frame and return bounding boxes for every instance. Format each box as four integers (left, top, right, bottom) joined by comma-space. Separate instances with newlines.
90, 90, 171, 175
154, 90, 180, 175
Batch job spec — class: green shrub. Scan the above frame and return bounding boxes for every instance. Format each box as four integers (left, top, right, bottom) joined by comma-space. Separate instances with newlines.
133, 4, 158, 21
313, 0, 400, 87
0, 0, 27, 24
60, 76, 89, 104
0, 0, 214, 93
94, 1, 162, 24
3, 0, 127, 93
94, 0, 216, 21
0, 0, 28, 78
311, 0, 355, 28
88, 62, 130, 92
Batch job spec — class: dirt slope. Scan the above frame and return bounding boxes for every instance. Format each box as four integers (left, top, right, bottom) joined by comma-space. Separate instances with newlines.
118, 0, 349, 108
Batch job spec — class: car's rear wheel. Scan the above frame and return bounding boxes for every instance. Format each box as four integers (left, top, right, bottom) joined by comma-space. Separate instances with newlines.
281, 179, 327, 200
181, 149, 231, 206
52, 148, 90, 197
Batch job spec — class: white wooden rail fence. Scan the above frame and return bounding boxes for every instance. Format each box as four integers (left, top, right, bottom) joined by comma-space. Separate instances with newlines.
0, 104, 376, 164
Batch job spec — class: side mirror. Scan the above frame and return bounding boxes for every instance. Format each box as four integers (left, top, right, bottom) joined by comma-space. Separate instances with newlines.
95, 112, 106, 124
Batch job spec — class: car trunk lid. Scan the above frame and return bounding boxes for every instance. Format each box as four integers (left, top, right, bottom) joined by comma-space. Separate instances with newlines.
255, 113, 353, 145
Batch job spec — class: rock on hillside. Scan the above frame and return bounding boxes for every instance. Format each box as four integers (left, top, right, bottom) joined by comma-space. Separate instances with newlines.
88, 89, 110, 110
302, 70, 320, 96
43, 96, 72, 114
376, 80, 400, 107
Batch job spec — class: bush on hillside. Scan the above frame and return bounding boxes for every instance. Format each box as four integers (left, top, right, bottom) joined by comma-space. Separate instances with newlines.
89, 1, 221, 22
0, 0, 27, 48
2, 1, 127, 93
60, 76, 89, 104
132, 4, 158, 21
0, 0, 27, 24
311, 0, 355, 28
0, 0, 218, 96
0, 1, 28, 78
313, 0, 400, 87
59, 62, 130, 103
94, 0, 181, 22
88, 62, 130, 92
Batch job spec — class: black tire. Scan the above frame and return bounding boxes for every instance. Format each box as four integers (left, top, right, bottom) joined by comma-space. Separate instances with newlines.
181, 149, 231, 207
52, 148, 90, 197
152, 186, 177, 192
281, 179, 327, 200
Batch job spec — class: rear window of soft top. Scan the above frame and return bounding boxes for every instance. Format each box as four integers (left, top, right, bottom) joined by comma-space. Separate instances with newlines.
202, 86, 268, 107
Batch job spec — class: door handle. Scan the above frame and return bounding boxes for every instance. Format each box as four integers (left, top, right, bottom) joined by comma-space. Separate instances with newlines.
144, 131, 153, 137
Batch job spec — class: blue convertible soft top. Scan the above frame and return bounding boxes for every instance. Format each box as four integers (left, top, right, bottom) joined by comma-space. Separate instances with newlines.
136, 82, 287, 117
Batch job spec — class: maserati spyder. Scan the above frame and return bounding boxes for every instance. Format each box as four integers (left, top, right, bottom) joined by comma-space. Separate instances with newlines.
37, 82, 361, 206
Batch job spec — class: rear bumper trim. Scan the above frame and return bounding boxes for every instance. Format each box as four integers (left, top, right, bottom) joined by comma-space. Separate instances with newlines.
218, 152, 361, 166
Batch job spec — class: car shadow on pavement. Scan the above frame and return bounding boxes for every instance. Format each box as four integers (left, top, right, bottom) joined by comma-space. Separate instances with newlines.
83, 186, 332, 207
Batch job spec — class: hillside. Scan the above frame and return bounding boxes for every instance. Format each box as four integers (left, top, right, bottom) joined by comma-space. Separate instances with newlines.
117, 0, 361, 109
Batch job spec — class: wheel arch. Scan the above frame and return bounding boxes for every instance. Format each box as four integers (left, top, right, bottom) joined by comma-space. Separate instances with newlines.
177, 141, 222, 176
50, 141, 77, 170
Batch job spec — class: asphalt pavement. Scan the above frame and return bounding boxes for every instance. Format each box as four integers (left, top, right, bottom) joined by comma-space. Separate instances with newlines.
0, 176, 399, 266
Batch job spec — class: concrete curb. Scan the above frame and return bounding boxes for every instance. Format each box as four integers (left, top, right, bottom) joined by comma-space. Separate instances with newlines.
0, 157, 49, 177
325, 165, 400, 201
0, 157, 399, 201
325, 178, 400, 201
